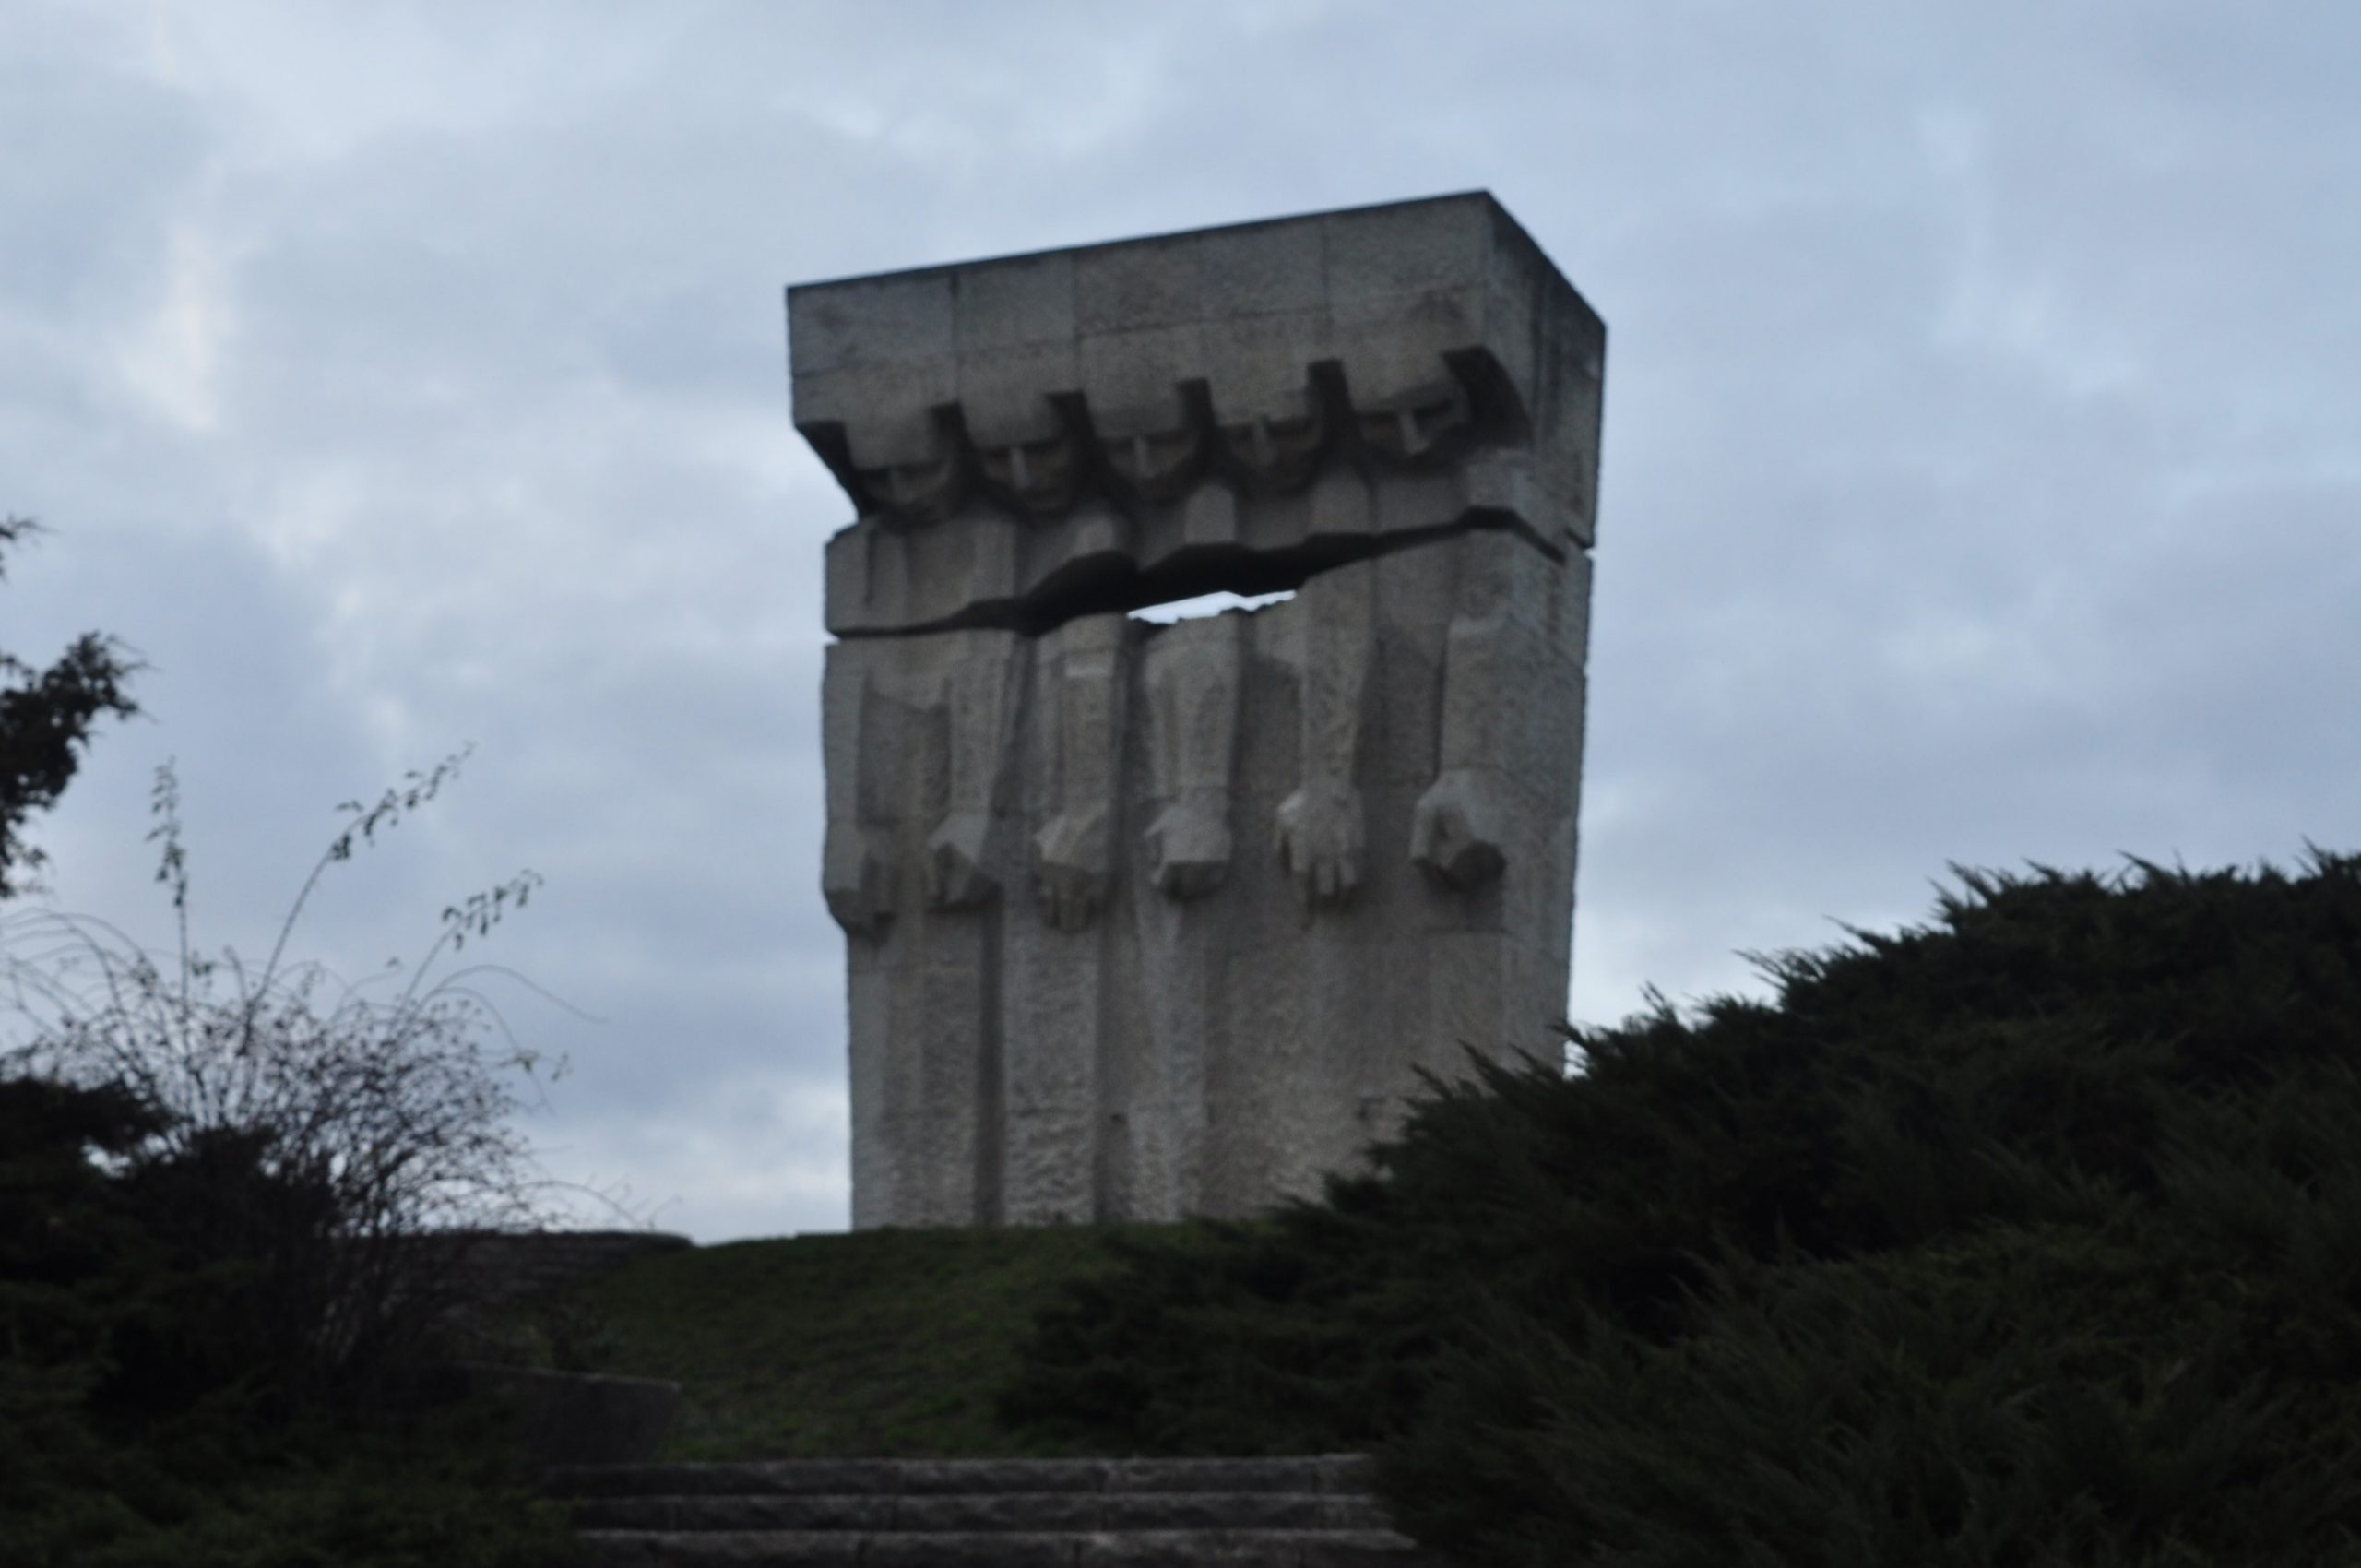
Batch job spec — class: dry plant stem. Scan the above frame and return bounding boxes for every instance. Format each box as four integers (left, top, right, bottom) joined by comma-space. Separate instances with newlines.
0, 751, 608, 1399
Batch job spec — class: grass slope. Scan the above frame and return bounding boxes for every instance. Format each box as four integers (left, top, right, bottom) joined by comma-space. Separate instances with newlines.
563, 1222, 1191, 1459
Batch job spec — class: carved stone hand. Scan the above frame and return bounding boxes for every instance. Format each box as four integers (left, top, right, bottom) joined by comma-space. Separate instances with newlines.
1144, 797, 1232, 899
1035, 805, 1113, 932
823, 824, 896, 937
924, 809, 999, 909
1410, 768, 1509, 889
1275, 778, 1365, 909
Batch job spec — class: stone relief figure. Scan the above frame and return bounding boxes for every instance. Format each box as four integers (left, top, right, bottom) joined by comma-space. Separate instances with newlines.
1275, 544, 1375, 910
818, 656, 893, 940
819, 626, 1026, 1227
1000, 612, 1126, 1224
791, 193, 1604, 1227
1141, 610, 1241, 900
1033, 613, 1127, 932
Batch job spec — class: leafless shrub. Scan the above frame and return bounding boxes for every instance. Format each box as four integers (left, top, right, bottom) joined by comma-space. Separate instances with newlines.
0, 747, 575, 1402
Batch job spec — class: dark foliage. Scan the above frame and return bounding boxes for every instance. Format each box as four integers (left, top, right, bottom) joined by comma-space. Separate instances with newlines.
997, 851, 2361, 1564
7, 751, 552, 1412
0, 724, 569, 1561
0, 1072, 574, 1567
0, 516, 141, 898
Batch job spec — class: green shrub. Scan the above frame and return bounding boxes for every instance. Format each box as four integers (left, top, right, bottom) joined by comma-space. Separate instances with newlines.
0, 1071, 575, 1568
998, 852, 2361, 1563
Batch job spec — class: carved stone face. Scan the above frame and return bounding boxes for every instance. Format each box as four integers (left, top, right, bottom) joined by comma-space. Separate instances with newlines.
1099, 424, 1204, 504
1216, 401, 1327, 492
1357, 379, 1477, 467
864, 453, 965, 526
979, 434, 1079, 516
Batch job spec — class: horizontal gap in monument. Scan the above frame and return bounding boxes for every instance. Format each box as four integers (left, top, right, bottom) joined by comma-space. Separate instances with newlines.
831, 508, 1556, 641
1130, 588, 1294, 624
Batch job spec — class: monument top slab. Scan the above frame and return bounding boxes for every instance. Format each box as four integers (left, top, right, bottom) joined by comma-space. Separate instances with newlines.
787, 190, 1596, 366
788, 192, 1605, 555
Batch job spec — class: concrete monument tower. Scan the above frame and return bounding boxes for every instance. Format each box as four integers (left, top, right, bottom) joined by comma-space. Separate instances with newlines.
789, 193, 1604, 1228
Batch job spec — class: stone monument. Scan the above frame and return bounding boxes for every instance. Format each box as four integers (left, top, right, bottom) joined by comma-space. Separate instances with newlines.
788, 192, 1604, 1228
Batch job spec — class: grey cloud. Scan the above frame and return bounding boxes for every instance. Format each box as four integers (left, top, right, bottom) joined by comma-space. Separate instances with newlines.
5, 0, 2355, 1236
0, 52, 206, 315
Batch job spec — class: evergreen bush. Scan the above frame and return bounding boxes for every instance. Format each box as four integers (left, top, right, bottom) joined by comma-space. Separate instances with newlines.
998, 852, 2361, 1564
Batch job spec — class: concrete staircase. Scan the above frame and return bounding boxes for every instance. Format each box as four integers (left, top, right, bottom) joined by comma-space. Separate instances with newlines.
548, 1454, 1431, 1566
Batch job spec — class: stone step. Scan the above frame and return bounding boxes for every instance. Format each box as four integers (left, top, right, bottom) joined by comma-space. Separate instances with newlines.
546, 1456, 1378, 1501
570, 1526, 1424, 1567
568, 1491, 1390, 1534
547, 1455, 1433, 1566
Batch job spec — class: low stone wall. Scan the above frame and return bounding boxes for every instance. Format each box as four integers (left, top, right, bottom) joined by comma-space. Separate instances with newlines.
407, 1229, 695, 1311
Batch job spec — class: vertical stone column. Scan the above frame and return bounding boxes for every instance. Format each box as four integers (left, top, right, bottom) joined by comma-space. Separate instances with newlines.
1129, 612, 1243, 1214
826, 628, 1024, 1228
1000, 612, 1127, 1224
1275, 551, 1376, 911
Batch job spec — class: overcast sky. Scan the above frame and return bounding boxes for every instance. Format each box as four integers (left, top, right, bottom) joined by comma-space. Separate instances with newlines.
4, 2, 2354, 1241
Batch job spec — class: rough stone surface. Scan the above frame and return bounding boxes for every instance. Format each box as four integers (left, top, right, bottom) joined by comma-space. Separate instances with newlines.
790, 193, 1604, 1227
424, 1229, 694, 1307
555, 1455, 1428, 1568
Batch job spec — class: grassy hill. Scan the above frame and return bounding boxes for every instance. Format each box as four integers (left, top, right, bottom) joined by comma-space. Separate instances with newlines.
541, 1221, 1200, 1459
528, 852, 2361, 1564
